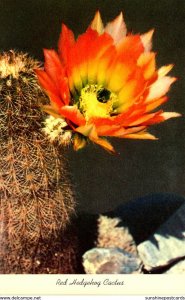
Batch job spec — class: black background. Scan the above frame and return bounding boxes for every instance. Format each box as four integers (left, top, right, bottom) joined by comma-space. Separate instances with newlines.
1, 0, 185, 214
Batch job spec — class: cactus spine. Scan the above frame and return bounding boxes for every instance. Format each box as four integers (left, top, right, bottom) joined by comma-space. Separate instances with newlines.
0, 51, 76, 273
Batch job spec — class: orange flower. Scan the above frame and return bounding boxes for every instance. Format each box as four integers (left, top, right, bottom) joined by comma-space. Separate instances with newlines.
36, 11, 180, 153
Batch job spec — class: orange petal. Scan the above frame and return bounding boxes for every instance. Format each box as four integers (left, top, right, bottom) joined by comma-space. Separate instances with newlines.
116, 80, 139, 112
107, 63, 133, 92
92, 137, 115, 153
35, 69, 63, 107
41, 105, 62, 118
75, 124, 98, 137
60, 106, 86, 126
96, 124, 146, 137
145, 96, 168, 112
73, 134, 87, 151
76, 124, 115, 153
35, 69, 57, 94
124, 130, 157, 140
135, 111, 180, 127
96, 45, 116, 85
76, 28, 98, 64
91, 116, 116, 127
87, 33, 113, 83
128, 111, 162, 126
68, 28, 98, 89
105, 12, 127, 45
90, 11, 104, 34
58, 23, 75, 63
96, 125, 126, 136
117, 35, 144, 62
118, 126, 147, 136
68, 30, 98, 82
68, 66, 83, 92
59, 77, 70, 105
137, 52, 156, 80
44, 49, 64, 82
137, 111, 180, 126
43, 49, 70, 104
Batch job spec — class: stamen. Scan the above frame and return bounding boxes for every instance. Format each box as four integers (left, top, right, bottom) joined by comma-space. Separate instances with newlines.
78, 84, 118, 120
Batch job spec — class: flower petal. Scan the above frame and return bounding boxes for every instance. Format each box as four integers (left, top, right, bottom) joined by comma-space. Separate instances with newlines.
116, 80, 140, 113
92, 137, 115, 153
124, 130, 157, 140
73, 134, 87, 151
147, 76, 177, 101
58, 23, 75, 63
137, 52, 156, 80
160, 112, 181, 121
87, 32, 113, 83
43, 49, 70, 104
35, 69, 57, 94
145, 96, 167, 112
96, 45, 116, 85
60, 106, 86, 126
107, 62, 133, 92
127, 112, 159, 126
67, 28, 98, 90
90, 11, 104, 34
76, 124, 115, 153
75, 124, 95, 137
158, 64, 173, 78
117, 35, 144, 62
105, 12, 127, 45
96, 124, 147, 137
43, 49, 64, 82
35, 69, 63, 107
140, 29, 154, 52
96, 125, 126, 136
138, 111, 181, 126
41, 105, 62, 118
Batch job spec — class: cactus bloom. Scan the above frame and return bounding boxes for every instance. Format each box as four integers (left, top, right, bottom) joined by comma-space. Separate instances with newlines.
36, 11, 180, 153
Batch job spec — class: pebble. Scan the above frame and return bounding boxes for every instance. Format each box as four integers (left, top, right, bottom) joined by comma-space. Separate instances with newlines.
83, 247, 142, 274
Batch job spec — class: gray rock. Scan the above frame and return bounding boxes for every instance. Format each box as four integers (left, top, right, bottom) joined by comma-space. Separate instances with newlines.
137, 203, 185, 271
82, 247, 142, 274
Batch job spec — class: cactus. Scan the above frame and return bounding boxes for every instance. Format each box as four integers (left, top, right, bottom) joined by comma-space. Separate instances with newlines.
0, 51, 77, 273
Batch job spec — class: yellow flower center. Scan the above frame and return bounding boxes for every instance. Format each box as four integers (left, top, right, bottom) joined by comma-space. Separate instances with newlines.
78, 84, 118, 120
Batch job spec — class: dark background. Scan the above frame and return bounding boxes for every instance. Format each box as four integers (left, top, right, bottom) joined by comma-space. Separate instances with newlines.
1, 0, 185, 214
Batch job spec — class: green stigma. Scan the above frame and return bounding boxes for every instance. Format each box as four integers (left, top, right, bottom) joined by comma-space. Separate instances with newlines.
78, 84, 118, 120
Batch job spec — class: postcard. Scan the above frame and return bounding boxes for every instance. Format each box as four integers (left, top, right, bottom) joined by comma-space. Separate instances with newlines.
0, 0, 185, 297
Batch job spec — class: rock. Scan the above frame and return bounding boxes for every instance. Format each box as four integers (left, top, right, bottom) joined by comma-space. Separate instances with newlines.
137, 203, 185, 271
82, 247, 142, 274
